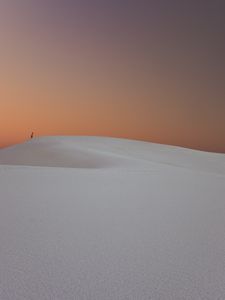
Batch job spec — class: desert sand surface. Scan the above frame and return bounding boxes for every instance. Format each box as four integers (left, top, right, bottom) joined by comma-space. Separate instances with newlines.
0, 136, 225, 299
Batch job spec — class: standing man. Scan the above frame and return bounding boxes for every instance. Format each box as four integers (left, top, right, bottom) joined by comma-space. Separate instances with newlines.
30, 132, 34, 139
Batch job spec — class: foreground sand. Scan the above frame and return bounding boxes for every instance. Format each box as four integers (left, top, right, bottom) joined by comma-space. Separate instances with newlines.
0, 136, 225, 299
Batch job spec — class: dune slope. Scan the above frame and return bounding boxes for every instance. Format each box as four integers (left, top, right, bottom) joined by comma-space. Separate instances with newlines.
0, 136, 225, 300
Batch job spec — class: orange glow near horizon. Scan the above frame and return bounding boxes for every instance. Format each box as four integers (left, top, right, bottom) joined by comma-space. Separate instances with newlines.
1, 1, 225, 153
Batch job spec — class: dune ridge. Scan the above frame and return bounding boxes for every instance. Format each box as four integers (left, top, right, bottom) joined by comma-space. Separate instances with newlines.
0, 136, 224, 174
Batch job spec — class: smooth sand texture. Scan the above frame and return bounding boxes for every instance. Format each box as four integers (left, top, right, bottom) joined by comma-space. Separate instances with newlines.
0, 136, 225, 299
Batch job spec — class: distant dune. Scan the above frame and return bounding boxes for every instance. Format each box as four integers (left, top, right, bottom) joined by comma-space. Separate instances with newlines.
0, 136, 224, 173
0, 136, 225, 299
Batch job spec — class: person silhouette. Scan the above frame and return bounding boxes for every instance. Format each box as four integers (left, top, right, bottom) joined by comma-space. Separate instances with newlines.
30, 132, 34, 139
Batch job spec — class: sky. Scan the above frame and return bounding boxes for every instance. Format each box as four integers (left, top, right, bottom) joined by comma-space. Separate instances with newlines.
0, 0, 225, 152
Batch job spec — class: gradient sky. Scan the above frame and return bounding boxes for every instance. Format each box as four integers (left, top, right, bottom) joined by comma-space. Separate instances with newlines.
1, 0, 225, 152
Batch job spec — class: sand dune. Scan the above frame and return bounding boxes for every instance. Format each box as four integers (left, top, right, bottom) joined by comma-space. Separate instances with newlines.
0, 136, 224, 173
0, 137, 225, 299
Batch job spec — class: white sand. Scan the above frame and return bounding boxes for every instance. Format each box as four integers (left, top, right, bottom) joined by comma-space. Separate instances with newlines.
0, 136, 225, 299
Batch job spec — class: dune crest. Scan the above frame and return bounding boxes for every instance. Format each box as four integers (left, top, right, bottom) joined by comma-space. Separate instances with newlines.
0, 136, 224, 174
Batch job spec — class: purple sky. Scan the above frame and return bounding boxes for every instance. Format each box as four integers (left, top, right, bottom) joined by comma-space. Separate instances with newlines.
1, 0, 225, 152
